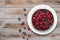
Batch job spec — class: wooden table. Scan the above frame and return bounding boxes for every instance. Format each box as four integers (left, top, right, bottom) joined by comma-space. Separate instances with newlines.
0, 0, 60, 40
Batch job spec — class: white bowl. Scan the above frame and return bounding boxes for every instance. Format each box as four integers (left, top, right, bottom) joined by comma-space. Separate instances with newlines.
27, 5, 57, 35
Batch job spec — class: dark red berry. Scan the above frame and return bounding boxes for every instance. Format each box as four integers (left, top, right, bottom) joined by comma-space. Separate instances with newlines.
32, 9, 54, 31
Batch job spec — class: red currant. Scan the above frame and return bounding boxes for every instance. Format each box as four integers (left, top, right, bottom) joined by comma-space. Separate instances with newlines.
32, 9, 54, 31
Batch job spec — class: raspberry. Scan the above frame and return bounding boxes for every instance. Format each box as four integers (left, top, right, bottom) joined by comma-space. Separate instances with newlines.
32, 9, 54, 31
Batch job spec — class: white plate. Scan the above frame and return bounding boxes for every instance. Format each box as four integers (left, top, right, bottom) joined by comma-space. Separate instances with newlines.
27, 4, 57, 35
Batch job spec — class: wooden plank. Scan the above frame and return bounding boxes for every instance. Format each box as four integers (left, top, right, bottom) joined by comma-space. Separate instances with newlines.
0, 0, 60, 6
0, 8, 59, 19
0, 0, 60, 40
0, 27, 60, 38
0, 0, 59, 7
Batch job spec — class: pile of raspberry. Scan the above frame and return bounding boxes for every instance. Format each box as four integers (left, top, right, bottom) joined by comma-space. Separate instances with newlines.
32, 9, 54, 31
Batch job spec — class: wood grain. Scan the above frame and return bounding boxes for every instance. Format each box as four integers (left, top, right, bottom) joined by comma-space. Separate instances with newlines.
0, 0, 60, 40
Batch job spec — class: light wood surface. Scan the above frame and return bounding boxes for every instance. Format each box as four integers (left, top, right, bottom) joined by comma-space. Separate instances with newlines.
0, 0, 60, 40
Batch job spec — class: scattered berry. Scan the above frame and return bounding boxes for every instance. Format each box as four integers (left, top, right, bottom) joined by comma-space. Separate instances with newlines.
18, 18, 21, 21
24, 13, 27, 16
23, 8, 26, 11
23, 36, 25, 39
26, 38, 28, 40
19, 29, 21, 32
22, 32, 26, 36
21, 22, 25, 25
27, 27, 30, 30
28, 34, 31, 38
24, 27, 26, 29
